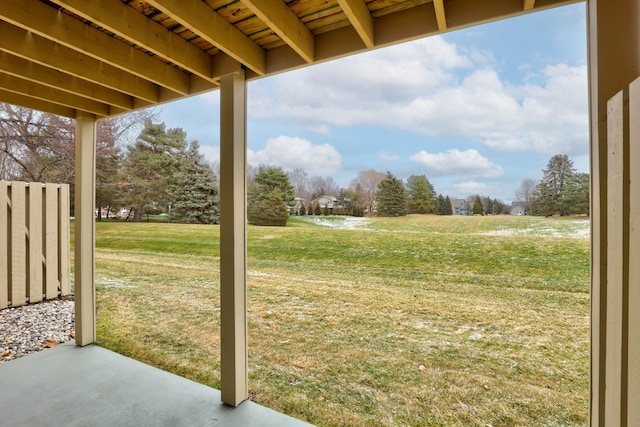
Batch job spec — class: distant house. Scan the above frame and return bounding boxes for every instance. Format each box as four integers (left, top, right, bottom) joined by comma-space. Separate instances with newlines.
450, 198, 472, 215
511, 202, 526, 215
290, 197, 307, 215
311, 195, 338, 209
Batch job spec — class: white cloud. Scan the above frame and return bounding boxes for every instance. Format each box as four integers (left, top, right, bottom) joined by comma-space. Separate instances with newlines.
453, 181, 497, 196
409, 149, 503, 178
200, 145, 220, 165
249, 36, 472, 126
248, 36, 588, 156
379, 151, 400, 162
247, 135, 341, 176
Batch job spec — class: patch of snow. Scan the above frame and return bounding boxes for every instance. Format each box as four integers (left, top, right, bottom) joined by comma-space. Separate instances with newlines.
301, 216, 368, 230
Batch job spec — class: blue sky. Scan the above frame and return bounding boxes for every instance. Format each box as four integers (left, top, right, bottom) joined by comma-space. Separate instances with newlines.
157, 3, 588, 204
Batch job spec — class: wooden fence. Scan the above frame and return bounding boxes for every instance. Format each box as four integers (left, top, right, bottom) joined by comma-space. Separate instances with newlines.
592, 76, 640, 425
0, 181, 70, 309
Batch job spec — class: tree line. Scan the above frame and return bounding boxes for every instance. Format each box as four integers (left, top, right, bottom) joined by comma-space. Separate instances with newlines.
2, 104, 589, 226
1, 105, 218, 223
514, 154, 589, 217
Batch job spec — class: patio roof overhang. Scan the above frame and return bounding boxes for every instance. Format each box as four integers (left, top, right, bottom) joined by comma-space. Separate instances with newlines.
2, 0, 640, 424
0, 0, 579, 119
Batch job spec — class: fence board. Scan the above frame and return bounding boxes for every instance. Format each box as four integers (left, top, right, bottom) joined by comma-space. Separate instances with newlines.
0, 181, 8, 309
45, 184, 59, 299
28, 183, 44, 303
628, 76, 640, 425
59, 184, 70, 295
606, 89, 629, 426
11, 181, 27, 307
0, 181, 70, 309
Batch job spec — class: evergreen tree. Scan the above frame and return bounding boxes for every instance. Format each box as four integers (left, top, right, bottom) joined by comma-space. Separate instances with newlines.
247, 166, 294, 226
444, 195, 453, 215
314, 203, 322, 215
168, 141, 219, 224
248, 189, 289, 226
564, 172, 590, 215
486, 198, 494, 215
436, 194, 447, 215
118, 121, 186, 221
336, 188, 352, 211
473, 195, 483, 215
534, 154, 576, 216
298, 203, 306, 216
375, 172, 407, 217
406, 175, 437, 214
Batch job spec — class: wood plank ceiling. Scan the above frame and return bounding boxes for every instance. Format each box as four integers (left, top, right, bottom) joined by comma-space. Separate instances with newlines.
0, 0, 580, 119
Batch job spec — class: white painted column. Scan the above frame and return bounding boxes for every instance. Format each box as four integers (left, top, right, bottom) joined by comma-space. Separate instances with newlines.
219, 70, 248, 406
588, 0, 640, 425
74, 113, 96, 346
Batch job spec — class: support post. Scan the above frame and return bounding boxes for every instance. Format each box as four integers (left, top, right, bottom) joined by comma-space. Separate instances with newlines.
219, 70, 248, 406
588, 0, 640, 424
74, 113, 96, 346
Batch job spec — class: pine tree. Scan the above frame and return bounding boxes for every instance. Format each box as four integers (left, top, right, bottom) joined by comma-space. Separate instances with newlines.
436, 194, 446, 215
473, 195, 483, 215
314, 203, 321, 215
486, 198, 494, 215
247, 166, 294, 226
248, 189, 289, 226
118, 121, 187, 222
375, 172, 407, 217
444, 195, 453, 215
563, 172, 590, 215
534, 154, 577, 216
168, 141, 219, 224
406, 175, 437, 214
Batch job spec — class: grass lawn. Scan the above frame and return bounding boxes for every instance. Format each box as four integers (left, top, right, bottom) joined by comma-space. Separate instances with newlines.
92, 214, 590, 426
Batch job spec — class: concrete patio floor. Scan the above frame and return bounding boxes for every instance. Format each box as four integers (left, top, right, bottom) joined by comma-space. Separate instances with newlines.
0, 342, 314, 427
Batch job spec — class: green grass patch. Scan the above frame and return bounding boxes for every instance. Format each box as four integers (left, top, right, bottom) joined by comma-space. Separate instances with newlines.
91, 214, 590, 426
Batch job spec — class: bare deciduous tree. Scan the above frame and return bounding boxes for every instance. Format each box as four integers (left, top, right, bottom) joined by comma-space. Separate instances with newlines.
515, 178, 537, 214
288, 167, 308, 198
350, 169, 384, 215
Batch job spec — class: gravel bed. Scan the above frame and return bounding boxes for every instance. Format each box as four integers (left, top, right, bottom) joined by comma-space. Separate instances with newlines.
0, 297, 75, 364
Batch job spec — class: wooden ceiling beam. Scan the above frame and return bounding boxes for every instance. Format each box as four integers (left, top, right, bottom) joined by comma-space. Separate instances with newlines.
524, 0, 536, 10
146, 0, 266, 75
256, 0, 579, 80
49, 0, 226, 83
242, 0, 315, 63
0, 73, 108, 117
0, 22, 161, 103
0, 88, 76, 118
0, 0, 191, 96
337, 0, 375, 48
433, 0, 447, 31
0, 52, 134, 110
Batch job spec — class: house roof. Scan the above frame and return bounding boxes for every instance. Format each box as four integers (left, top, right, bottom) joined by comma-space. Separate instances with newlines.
311, 195, 338, 203
0, 0, 580, 119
